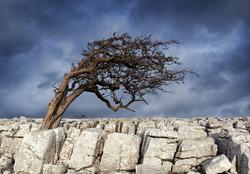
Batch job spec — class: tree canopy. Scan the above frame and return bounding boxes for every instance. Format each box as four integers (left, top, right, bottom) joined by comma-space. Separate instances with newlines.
41, 33, 191, 129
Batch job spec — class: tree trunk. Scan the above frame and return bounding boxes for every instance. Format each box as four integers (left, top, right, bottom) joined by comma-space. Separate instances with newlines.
40, 74, 70, 130
40, 74, 88, 130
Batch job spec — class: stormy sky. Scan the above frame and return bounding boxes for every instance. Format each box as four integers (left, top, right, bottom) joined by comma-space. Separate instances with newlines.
0, 0, 249, 118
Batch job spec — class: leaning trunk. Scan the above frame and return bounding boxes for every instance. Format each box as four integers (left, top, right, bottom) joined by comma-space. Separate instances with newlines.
40, 74, 70, 130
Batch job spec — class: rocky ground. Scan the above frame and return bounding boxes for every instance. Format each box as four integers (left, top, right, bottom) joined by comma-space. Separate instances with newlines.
0, 116, 250, 174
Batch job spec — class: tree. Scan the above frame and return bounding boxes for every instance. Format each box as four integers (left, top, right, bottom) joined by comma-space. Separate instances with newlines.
40, 33, 191, 130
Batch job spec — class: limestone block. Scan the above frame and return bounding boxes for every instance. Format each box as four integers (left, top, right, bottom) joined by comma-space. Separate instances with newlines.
234, 121, 246, 129
202, 154, 232, 174
67, 127, 81, 140
121, 121, 135, 135
30, 122, 40, 131
43, 163, 66, 174
68, 129, 105, 170
1, 136, 24, 153
0, 124, 11, 131
136, 164, 171, 174
14, 128, 65, 174
177, 125, 207, 139
146, 128, 179, 140
14, 123, 31, 137
100, 133, 141, 171
0, 152, 13, 171
142, 137, 177, 161
176, 137, 217, 159
136, 120, 156, 135
172, 158, 197, 173
14, 143, 44, 174
104, 121, 117, 133
59, 140, 74, 163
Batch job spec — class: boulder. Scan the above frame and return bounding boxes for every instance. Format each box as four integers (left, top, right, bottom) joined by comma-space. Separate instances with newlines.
202, 154, 232, 174
177, 125, 207, 139
142, 137, 177, 163
176, 137, 217, 159
217, 133, 250, 174
68, 129, 106, 170
100, 133, 141, 171
172, 157, 209, 173
14, 128, 65, 174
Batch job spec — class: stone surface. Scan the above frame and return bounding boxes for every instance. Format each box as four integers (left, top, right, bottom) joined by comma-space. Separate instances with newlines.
43, 163, 66, 174
104, 120, 117, 133
176, 137, 217, 159
68, 129, 105, 170
0, 151, 13, 172
177, 125, 207, 139
121, 121, 136, 135
202, 154, 232, 174
136, 164, 170, 174
141, 136, 177, 168
100, 133, 141, 171
14, 128, 65, 174
2, 117, 250, 173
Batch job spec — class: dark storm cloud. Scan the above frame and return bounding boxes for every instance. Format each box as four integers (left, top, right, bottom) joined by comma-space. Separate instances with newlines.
129, 0, 250, 116
131, 0, 250, 33
0, 0, 133, 86
0, 0, 134, 116
0, 0, 249, 117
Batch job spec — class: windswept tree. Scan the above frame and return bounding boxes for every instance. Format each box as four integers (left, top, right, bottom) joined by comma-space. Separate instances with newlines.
41, 33, 192, 129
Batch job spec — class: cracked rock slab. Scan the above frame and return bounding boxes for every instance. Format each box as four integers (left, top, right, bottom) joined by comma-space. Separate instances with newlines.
202, 154, 232, 174
68, 129, 105, 170
100, 133, 141, 171
176, 137, 217, 159
13, 128, 65, 174
141, 137, 177, 166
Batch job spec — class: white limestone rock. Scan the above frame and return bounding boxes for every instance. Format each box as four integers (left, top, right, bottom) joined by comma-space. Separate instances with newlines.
67, 127, 81, 139
104, 120, 117, 133
43, 163, 66, 174
100, 133, 141, 171
177, 125, 207, 139
202, 154, 232, 174
121, 121, 136, 135
0, 137, 22, 153
186, 172, 201, 174
0, 124, 11, 131
234, 121, 246, 129
142, 137, 177, 165
14, 123, 31, 137
136, 120, 156, 135
136, 164, 171, 174
68, 129, 105, 170
176, 137, 217, 159
229, 155, 237, 174
0, 152, 13, 171
14, 128, 65, 174
172, 158, 204, 173
146, 128, 179, 140
59, 140, 74, 163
